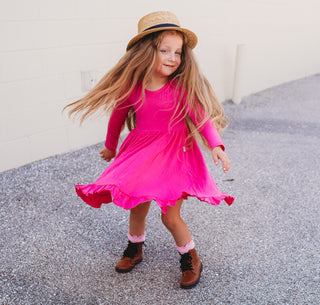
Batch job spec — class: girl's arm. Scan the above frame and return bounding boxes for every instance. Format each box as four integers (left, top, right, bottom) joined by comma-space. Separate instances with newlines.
187, 105, 231, 173
186, 105, 224, 150
104, 101, 131, 157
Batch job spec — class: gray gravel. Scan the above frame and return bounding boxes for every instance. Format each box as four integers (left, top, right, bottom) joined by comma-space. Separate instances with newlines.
1, 74, 320, 305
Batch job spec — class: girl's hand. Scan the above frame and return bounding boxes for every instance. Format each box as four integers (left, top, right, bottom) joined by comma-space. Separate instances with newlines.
211, 146, 231, 173
100, 147, 116, 162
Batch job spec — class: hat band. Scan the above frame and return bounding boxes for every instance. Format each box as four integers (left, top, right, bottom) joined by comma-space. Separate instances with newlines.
143, 23, 180, 32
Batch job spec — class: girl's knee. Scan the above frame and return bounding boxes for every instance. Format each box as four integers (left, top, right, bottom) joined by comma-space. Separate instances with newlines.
130, 201, 151, 220
161, 213, 179, 230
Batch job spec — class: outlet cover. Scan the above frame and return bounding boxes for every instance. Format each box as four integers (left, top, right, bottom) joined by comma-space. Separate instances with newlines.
81, 71, 97, 92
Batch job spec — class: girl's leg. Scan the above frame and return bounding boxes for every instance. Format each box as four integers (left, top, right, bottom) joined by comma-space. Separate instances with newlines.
161, 199, 202, 289
129, 201, 151, 237
161, 199, 192, 246
116, 201, 151, 273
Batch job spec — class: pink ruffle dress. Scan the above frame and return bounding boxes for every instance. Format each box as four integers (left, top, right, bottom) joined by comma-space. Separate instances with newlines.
76, 81, 234, 213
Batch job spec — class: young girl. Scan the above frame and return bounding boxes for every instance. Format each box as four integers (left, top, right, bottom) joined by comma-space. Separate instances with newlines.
65, 11, 234, 289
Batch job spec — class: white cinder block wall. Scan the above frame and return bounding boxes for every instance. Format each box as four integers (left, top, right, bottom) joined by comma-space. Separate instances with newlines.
1, 0, 320, 172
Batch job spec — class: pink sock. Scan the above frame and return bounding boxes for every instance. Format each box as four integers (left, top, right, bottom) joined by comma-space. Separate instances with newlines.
175, 239, 195, 254
128, 231, 146, 243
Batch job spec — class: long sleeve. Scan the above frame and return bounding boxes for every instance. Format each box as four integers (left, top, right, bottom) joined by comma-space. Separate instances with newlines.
187, 104, 225, 151
105, 102, 131, 151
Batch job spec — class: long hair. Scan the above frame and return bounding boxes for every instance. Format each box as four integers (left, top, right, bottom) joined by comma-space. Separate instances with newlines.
64, 30, 228, 148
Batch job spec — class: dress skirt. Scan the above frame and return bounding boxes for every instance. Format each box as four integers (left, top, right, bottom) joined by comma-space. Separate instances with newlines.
76, 127, 234, 214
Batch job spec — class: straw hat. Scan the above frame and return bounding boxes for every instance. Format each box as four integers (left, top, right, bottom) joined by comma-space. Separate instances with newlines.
127, 11, 198, 51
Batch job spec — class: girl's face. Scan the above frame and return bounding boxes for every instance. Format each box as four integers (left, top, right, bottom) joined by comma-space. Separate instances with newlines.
151, 32, 183, 81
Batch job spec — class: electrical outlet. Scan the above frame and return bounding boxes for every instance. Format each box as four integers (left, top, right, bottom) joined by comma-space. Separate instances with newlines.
81, 71, 97, 92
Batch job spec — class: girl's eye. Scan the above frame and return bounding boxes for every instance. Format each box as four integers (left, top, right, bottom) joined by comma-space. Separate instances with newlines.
159, 49, 181, 56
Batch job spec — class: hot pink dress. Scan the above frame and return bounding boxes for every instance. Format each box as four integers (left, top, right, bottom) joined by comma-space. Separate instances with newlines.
76, 81, 234, 213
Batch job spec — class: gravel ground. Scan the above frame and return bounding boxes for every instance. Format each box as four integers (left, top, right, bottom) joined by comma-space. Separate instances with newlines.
0, 74, 319, 305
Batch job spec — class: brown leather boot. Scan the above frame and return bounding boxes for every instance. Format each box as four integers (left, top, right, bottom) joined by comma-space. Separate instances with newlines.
179, 248, 203, 289
115, 241, 143, 273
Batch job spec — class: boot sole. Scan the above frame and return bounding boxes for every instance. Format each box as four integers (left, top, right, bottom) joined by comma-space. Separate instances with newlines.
180, 263, 203, 289
115, 258, 142, 273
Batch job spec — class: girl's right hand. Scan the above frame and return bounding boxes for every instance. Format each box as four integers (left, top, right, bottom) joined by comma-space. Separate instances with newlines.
100, 147, 116, 162
211, 145, 231, 173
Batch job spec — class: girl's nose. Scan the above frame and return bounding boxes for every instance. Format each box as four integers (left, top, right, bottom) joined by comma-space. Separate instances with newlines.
168, 52, 176, 61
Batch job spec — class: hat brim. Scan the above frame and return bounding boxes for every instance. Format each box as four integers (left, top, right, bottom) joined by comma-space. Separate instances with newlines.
126, 27, 198, 51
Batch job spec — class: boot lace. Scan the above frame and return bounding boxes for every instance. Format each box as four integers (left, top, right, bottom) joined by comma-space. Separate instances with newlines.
122, 241, 139, 259
180, 252, 193, 272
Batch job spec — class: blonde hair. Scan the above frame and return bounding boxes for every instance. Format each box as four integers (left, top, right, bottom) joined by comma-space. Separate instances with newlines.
64, 30, 228, 148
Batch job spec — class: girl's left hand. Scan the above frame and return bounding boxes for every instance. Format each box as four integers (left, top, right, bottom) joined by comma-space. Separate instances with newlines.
211, 146, 231, 173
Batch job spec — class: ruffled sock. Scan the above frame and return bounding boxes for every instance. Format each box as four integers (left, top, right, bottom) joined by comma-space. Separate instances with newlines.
175, 239, 195, 254
128, 231, 146, 243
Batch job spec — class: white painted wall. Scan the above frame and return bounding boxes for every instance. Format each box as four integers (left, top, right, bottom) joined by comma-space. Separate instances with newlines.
1, 0, 319, 172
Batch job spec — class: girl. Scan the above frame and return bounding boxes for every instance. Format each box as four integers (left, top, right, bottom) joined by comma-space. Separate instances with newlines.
65, 11, 234, 289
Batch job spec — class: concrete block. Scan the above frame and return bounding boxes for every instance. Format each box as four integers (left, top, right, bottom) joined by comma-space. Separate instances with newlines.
0, 111, 9, 142
0, 81, 32, 112
28, 77, 65, 108
63, 72, 82, 99
29, 127, 69, 162
76, 0, 109, 19
38, 0, 75, 20
66, 118, 107, 150
1, 110, 31, 141
0, 137, 31, 172
22, 50, 44, 80
1, 49, 66, 81
0, 0, 39, 20
0, 52, 26, 81
0, 20, 61, 52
